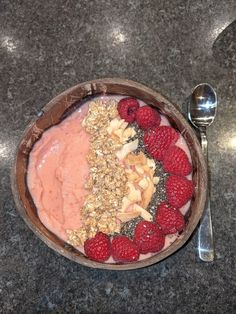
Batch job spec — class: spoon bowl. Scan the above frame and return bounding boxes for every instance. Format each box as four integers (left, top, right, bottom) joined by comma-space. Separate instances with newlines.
188, 83, 217, 129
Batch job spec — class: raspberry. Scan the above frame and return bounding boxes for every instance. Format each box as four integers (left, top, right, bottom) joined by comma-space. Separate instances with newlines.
117, 97, 139, 123
155, 202, 185, 234
166, 175, 194, 209
163, 146, 192, 176
144, 126, 179, 161
111, 236, 140, 262
84, 232, 111, 262
135, 106, 161, 129
134, 221, 165, 254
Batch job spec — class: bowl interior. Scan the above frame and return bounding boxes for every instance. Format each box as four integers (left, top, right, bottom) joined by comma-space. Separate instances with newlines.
11, 78, 207, 270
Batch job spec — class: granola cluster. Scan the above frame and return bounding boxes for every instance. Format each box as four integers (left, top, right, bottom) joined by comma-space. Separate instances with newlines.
67, 99, 128, 245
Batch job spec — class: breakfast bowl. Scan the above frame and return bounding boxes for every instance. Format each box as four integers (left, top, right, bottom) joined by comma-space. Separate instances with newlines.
11, 78, 207, 270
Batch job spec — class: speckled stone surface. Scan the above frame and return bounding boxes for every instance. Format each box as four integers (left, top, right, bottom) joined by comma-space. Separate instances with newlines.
1, 1, 236, 313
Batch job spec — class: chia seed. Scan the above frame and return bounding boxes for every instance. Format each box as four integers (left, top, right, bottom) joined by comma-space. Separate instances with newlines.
121, 216, 143, 238
127, 123, 145, 152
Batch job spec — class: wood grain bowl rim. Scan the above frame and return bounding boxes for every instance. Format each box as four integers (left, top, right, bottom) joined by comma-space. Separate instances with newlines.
11, 78, 207, 270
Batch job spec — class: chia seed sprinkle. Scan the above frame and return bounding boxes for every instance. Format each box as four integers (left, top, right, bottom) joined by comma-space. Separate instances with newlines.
121, 216, 143, 238
128, 123, 145, 152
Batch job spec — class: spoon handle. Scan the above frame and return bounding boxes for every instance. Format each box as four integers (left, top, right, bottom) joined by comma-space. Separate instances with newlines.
198, 131, 215, 262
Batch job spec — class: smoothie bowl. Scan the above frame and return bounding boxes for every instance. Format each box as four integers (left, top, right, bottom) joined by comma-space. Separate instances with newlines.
11, 78, 207, 270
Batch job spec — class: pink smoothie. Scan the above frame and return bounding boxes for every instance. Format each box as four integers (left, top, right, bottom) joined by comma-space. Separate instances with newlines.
27, 103, 90, 242
27, 95, 192, 263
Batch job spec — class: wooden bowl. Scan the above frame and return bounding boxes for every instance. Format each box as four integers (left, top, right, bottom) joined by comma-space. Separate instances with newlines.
11, 78, 207, 270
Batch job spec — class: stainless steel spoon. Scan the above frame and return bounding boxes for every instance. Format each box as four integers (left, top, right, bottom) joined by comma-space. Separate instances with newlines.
188, 83, 217, 262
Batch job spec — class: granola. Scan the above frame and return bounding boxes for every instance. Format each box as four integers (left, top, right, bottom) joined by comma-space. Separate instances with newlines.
67, 99, 129, 245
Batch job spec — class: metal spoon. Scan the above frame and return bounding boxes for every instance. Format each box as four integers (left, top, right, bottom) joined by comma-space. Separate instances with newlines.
188, 83, 217, 262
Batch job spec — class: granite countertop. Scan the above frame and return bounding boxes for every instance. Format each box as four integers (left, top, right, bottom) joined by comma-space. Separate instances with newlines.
1, 1, 236, 313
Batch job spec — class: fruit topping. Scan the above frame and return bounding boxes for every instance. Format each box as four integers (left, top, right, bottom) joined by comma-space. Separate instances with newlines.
117, 97, 139, 123
163, 146, 192, 176
111, 236, 140, 262
135, 106, 161, 130
134, 221, 165, 254
144, 126, 179, 161
155, 202, 185, 234
84, 232, 111, 262
166, 175, 194, 208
